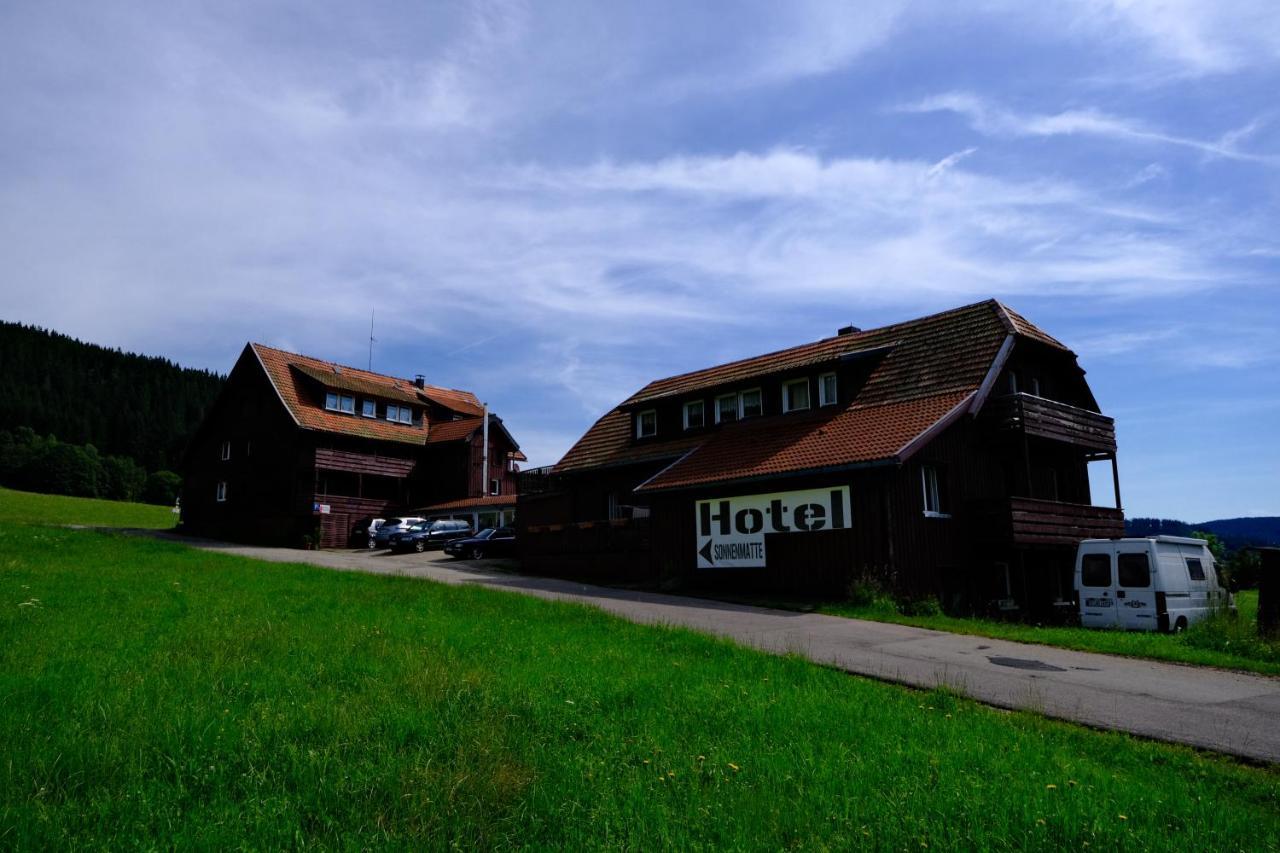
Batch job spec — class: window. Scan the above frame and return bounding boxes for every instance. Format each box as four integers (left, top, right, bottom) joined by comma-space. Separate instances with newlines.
362, 399, 376, 418
1029, 376, 1042, 397
1007, 371, 1020, 394
740, 388, 762, 418
921, 465, 949, 517
782, 378, 810, 412
490, 478, 501, 496
715, 393, 739, 424
636, 409, 657, 438
818, 372, 837, 407
386, 405, 413, 425
1081, 553, 1111, 587
683, 400, 705, 430
1118, 553, 1151, 588
220, 440, 231, 461
326, 392, 354, 413
1186, 557, 1206, 581
215, 481, 227, 502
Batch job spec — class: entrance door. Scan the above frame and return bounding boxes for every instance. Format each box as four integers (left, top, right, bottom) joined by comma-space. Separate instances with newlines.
1115, 547, 1157, 630
1079, 551, 1118, 627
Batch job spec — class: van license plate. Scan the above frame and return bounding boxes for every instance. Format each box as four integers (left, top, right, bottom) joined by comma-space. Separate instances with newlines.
1085, 598, 1113, 608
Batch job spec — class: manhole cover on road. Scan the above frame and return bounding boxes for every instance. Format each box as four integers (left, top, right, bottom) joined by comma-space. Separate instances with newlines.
987, 656, 1067, 672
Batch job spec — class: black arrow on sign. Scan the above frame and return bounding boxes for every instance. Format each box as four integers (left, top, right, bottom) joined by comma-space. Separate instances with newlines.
698, 539, 714, 565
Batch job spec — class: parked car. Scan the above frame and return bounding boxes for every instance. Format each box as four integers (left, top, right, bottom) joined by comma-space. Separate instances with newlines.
1075, 536, 1235, 632
445, 527, 517, 560
372, 517, 425, 549
388, 519, 474, 553
353, 517, 385, 549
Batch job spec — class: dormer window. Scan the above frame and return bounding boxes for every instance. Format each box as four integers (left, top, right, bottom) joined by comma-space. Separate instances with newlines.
683, 400, 705, 430
386, 404, 413, 425
326, 392, 355, 414
715, 393, 738, 424
362, 399, 376, 418
636, 409, 657, 438
782, 378, 810, 413
740, 388, 762, 418
818, 372, 837, 407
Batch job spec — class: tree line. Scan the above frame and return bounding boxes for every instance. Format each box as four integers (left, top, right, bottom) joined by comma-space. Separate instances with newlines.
0, 320, 225, 504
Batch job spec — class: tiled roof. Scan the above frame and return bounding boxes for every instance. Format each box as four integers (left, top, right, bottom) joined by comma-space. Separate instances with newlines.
292, 362, 423, 405
556, 300, 1060, 486
421, 387, 485, 416
996, 303, 1069, 351
252, 343, 483, 446
415, 494, 516, 511
636, 392, 971, 492
426, 417, 482, 443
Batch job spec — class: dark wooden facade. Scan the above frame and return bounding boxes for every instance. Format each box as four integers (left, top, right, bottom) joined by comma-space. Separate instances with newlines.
183, 344, 521, 548
522, 301, 1125, 615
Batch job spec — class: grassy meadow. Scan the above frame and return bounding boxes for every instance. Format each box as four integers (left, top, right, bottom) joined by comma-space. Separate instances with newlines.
2, 520, 1278, 849
821, 590, 1280, 677
0, 485, 177, 529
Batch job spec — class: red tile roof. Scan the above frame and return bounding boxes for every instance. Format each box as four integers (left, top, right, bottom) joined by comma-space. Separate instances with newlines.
637, 392, 971, 492
426, 417, 483, 444
251, 343, 486, 445
555, 300, 1064, 490
415, 494, 516, 511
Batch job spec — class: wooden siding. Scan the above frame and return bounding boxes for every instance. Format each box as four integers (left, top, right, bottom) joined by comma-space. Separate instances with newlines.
314, 446, 416, 477
985, 393, 1116, 452
973, 496, 1124, 545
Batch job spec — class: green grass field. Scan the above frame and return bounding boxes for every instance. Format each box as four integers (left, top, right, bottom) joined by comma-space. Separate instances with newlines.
3, 523, 1278, 849
821, 591, 1280, 677
0, 486, 176, 529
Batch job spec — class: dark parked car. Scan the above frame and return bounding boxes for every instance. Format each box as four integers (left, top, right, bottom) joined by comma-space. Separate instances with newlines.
388, 519, 473, 552
444, 527, 517, 560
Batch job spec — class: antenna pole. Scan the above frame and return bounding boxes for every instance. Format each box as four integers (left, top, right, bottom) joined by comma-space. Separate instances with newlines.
368, 309, 375, 371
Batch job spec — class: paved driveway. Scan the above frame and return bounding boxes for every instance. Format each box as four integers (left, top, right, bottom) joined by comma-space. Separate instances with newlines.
153, 533, 1280, 764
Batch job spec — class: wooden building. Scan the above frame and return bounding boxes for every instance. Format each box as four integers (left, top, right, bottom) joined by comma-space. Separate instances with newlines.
521, 300, 1124, 614
182, 343, 523, 548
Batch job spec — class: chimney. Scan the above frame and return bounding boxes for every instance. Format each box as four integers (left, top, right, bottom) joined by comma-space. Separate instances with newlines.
413, 374, 426, 389
837, 324, 861, 336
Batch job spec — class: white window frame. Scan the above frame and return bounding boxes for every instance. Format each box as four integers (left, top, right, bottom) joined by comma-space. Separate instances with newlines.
635, 409, 657, 438
362, 399, 376, 418
818, 372, 838, 407
216, 481, 228, 503
921, 465, 949, 518
325, 392, 340, 411
220, 440, 231, 461
740, 387, 763, 419
340, 394, 355, 414
782, 378, 810, 413
490, 478, 501, 496
399, 406, 412, 425
714, 393, 739, 424
386, 404, 413, 425
682, 399, 705, 430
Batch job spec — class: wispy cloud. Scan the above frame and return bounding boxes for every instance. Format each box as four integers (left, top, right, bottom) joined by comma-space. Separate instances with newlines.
899, 92, 1279, 165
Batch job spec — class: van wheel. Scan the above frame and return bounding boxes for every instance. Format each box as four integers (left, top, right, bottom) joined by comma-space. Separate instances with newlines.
414, 540, 425, 553
1173, 617, 1188, 634
470, 547, 484, 560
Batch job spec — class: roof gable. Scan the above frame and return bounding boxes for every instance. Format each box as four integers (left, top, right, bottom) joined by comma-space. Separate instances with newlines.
555, 299, 1059, 485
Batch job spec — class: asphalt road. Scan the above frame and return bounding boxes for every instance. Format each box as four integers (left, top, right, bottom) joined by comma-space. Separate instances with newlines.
152, 533, 1280, 764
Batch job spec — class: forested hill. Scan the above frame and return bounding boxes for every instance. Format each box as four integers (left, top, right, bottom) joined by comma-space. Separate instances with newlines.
1126, 517, 1280, 549
0, 321, 225, 471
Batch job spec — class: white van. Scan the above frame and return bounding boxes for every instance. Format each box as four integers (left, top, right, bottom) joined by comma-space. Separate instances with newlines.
1075, 536, 1234, 632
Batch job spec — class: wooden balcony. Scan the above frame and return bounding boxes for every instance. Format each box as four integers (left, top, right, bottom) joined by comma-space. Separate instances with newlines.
973, 497, 1125, 546
985, 393, 1116, 453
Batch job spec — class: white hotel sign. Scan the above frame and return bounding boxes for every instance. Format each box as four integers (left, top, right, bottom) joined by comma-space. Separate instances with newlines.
695, 485, 851, 568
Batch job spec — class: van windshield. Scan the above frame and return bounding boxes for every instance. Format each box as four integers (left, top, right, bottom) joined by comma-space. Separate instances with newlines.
1118, 553, 1151, 588
1081, 554, 1111, 587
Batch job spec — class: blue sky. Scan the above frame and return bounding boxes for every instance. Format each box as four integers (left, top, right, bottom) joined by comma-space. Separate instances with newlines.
1, 1, 1277, 520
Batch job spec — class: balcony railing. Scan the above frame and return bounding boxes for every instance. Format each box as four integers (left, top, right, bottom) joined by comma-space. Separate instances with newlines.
985, 393, 1116, 452
972, 496, 1124, 546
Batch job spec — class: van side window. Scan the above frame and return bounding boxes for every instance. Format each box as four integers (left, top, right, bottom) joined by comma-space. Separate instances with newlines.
1081, 554, 1111, 587
1118, 553, 1151, 588
1185, 558, 1206, 581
